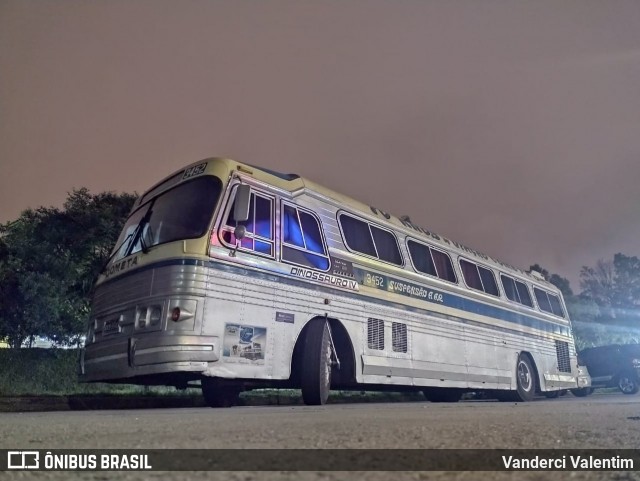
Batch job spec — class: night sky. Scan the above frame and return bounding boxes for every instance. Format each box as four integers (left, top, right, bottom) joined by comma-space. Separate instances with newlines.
2, 1, 639, 290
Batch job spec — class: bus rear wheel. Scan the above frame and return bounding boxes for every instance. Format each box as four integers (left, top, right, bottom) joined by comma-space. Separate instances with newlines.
498, 354, 537, 402
511, 354, 537, 402
201, 378, 241, 408
300, 319, 332, 406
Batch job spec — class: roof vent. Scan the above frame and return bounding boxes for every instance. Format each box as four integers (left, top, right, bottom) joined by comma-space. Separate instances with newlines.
529, 270, 546, 281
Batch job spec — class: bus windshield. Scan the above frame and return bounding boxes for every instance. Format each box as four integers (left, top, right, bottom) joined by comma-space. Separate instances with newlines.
110, 176, 222, 261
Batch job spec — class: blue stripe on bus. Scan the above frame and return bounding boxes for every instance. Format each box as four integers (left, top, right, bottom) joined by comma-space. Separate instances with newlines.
99, 257, 571, 338
351, 267, 569, 337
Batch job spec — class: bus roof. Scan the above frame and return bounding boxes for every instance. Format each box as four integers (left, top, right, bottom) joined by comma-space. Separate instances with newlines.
145, 157, 560, 291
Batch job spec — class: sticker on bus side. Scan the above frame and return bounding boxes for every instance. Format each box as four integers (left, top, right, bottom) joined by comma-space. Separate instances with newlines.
330, 256, 355, 278
223, 324, 266, 363
275, 312, 295, 324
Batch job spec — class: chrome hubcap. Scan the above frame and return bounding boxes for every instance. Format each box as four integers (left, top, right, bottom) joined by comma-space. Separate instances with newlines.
518, 360, 532, 391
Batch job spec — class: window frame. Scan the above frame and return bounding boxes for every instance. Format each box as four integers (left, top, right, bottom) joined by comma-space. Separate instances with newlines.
115, 175, 222, 260
406, 238, 458, 284
337, 211, 404, 267
459, 258, 500, 297
533, 286, 566, 318
280, 201, 331, 272
500, 273, 535, 309
218, 184, 276, 259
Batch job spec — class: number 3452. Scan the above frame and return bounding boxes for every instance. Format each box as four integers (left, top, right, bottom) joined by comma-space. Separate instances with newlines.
365, 273, 385, 287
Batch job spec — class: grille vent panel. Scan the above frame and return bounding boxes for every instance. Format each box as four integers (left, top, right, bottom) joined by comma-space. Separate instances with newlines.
367, 318, 385, 350
392, 322, 408, 353
555, 340, 571, 373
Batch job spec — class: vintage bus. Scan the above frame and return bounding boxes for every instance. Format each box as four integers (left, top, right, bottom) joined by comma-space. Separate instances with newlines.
80, 157, 590, 406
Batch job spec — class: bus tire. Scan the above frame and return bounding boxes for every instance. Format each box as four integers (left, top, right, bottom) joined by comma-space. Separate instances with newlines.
201, 378, 240, 408
514, 354, 536, 402
422, 388, 462, 403
497, 355, 537, 402
300, 319, 332, 406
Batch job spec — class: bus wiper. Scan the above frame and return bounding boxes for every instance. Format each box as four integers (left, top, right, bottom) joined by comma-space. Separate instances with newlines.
100, 204, 154, 273
100, 231, 134, 273
139, 222, 152, 254
128, 207, 154, 256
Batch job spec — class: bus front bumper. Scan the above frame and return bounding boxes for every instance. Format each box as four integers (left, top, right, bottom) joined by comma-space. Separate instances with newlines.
79, 334, 219, 382
576, 366, 591, 388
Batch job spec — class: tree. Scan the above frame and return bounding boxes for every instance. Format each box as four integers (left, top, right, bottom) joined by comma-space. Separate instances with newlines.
579, 254, 640, 325
0, 234, 25, 347
610, 253, 640, 311
579, 259, 615, 308
0, 189, 136, 348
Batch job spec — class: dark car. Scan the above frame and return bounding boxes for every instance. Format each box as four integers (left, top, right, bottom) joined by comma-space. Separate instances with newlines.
577, 344, 640, 395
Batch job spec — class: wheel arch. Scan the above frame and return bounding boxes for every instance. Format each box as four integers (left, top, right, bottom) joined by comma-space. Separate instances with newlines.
289, 315, 357, 388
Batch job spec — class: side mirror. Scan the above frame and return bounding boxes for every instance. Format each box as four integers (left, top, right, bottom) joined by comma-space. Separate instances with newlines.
233, 185, 251, 223
233, 224, 246, 241
229, 225, 246, 258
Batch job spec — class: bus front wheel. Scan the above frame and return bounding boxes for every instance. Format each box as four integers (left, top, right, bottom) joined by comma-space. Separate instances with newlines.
300, 319, 332, 406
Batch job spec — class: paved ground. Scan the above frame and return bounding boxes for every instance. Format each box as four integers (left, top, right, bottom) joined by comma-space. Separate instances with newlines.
1, 392, 639, 481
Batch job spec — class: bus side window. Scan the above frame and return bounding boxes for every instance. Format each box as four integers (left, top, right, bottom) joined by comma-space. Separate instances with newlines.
407, 239, 457, 283
534, 287, 565, 318
461, 259, 483, 290
501, 274, 519, 302
460, 259, 499, 297
534, 287, 553, 314
515, 280, 533, 307
338, 213, 403, 266
221, 187, 275, 257
501, 274, 535, 308
548, 293, 565, 318
281, 203, 330, 271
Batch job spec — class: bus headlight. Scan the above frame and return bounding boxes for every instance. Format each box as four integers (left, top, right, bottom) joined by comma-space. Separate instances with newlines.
136, 304, 162, 328
149, 306, 162, 325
